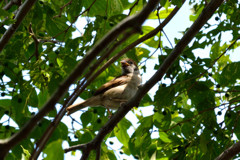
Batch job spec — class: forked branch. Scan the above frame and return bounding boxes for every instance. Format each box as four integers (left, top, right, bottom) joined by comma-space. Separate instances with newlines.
64, 0, 224, 159
0, 0, 161, 159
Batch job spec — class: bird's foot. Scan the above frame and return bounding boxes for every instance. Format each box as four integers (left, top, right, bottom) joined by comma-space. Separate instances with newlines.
106, 107, 113, 119
120, 102, 126, 108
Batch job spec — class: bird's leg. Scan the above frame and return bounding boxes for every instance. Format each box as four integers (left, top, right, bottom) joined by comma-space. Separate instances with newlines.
115, 99, 127, 108
120, 102, 126, 107
106, 107, 112, 118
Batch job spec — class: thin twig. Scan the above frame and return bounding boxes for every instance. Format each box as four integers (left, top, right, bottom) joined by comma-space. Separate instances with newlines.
0, 0, 38, 52
128, 0, 140, 16
162, 29, 173, 48
26, 1, 161, 159
3, 0, 21, 10
0, 0, 157, 157
173, 35, 240, 94
29, 30, 136, 160
34, 8, 181, 157
28, 23, 39, 60
89, 5, 182, 85
64, 0, 223, 156
53, 0, 97, 39
163, 102, 240, 132
53, 0, 72, 18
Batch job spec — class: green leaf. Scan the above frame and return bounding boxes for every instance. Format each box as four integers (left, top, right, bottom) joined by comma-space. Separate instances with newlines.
52, 122, 68, 141
48, 75, 63, 94
20, 145, 31, 160
189, 6, 204, 21
171, 0, 183, 7
76, 130, 94, 144
45, 16, 69, 40
108, 0, 124, 16
129, 131, 151, 158
154, 86, 175, 107
11, 95, 30, 127
159, 132, 171, 143
153, 111, 171, 130
38, 90, 49, 108
83, 0, 107, 17
218, 62, 240, 86
199, 134, 208, 153
57, 58, 64, 67
181, 122, 194, 139
27, 88, 38, 107
134, 116, 153, 136
148, 8, 174, 19
44, 139, 64, 160
0, 8, 10, 18
0, 99, 11, 110
80, 111, 93, 128
0, 8, 14, 21
225, 111, 240, 134
114, 118, 131, 146
139, 93, 152, 107
30, 119, 51, 140
67, 0, 83, 22
160, 0, 167, 7
210, 41, 221, 60
188, 82, 215, 111
46, 16, 61, 36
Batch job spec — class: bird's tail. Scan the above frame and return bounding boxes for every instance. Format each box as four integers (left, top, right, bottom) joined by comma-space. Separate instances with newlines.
66, 96, 101, 115
66, 102, 86, 115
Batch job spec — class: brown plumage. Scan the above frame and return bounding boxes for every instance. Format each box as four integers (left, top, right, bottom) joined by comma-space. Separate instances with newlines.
66, 59, 141, 115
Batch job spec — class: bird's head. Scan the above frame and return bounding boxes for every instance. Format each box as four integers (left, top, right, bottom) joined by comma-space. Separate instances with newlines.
120, 59, 139, 75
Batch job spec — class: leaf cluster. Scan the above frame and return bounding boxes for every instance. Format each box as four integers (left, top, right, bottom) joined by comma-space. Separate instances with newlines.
0, 0, 240, 159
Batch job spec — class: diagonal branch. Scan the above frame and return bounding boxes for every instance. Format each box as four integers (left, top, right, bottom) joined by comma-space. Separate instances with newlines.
0, 0, 161, 159
0, 0, 37, 52
215, 141, 240, 160
64, 0, 224, 156
28, 23, 39, 60
29, 5, 182, 158
3, 0, 21, 10
29, 29, 136, 160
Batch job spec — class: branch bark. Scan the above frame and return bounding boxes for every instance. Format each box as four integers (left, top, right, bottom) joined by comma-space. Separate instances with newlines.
30, 5, 182, 158
0, 0, 36, 52
29, 28, 136, 160
3, 0, 21, 10
64, 0, 224, 157
215, 141, 240, 160
30, 5, 183, 159
0, 0, 161, 159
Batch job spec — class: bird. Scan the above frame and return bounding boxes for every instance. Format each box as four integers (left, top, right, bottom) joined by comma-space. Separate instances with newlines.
66, 59, 141, 115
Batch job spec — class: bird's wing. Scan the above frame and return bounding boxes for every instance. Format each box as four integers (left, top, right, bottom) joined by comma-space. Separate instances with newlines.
94, 75, 129, 96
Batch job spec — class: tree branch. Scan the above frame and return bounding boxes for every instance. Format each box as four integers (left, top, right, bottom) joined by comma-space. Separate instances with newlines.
29, 29, 136, 160
30, 6, 182, 158
0, 0, 37, 52
215, 141, 240, 160
64, 0, 224, 157
53, 0, 72, 18
3, 0, 21, 10
0, 0, 161, 159
28, 23, 39, 60
53, 0, 97, 39
83, 4, 182, 90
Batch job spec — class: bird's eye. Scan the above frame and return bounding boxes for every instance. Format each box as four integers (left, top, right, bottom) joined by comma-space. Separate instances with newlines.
128, 61, 133, 64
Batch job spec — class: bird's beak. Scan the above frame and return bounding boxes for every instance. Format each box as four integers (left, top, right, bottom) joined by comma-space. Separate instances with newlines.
120, 60, 130, 67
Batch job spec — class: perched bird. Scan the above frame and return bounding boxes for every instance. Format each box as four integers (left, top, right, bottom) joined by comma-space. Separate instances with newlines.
66, 59, 141, 115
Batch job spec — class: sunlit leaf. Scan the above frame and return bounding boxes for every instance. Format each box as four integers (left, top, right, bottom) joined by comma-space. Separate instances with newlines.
218, 62, 240, 86
44, 139, 64, 160
148, 8, 174, 19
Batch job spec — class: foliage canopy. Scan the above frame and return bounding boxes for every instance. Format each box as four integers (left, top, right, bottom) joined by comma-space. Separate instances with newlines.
0, 0, 240, 159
